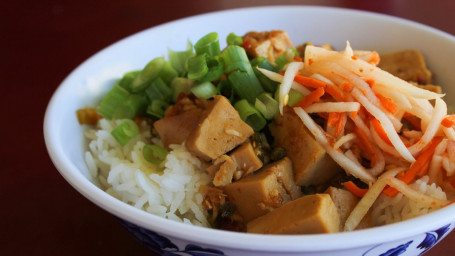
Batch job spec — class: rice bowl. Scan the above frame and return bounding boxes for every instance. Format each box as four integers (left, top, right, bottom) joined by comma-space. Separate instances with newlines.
44, 6, 455, 255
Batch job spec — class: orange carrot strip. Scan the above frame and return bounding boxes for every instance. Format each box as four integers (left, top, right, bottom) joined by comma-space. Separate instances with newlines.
293, 74, 328, 89
441, 116, 455, 128
383, 136, 443, 197
371, 118, 392, 145
294, 87, 325, 109
363, 78, 375, 87
327, 112, 345, 138
354, 126, 378, 167
325, 84, 346, 101
368, 51, 380, 65
376, 94, 398, 115
343, 181, 368, 197
340, 82, 354, 93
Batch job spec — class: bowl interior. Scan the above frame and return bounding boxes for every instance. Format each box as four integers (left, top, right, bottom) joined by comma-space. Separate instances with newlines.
44, 5, 455, 252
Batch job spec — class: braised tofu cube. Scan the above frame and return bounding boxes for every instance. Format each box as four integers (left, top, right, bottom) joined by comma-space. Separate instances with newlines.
269, 107, 341, 186
247, 194, 340, 234
242, 30, 293, 64
325, 186, 371, 230
378, 50, 433, 84
186, 95, 254, 161
154, 108, 203, 148
223, 157, 301, 222
230, 142, 263, 178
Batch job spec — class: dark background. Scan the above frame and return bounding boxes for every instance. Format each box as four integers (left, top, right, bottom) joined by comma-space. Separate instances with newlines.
2, 0, 455, 255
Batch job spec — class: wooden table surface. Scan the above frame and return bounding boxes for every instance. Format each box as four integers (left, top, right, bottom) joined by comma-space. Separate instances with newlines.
3, 0, 455, 255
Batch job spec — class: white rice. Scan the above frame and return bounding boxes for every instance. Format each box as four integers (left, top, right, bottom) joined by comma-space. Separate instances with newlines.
371, 176, 447, 226
84, 118, 211, 227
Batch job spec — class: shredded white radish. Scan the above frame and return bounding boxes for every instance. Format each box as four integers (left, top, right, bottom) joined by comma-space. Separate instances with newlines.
333, 133, 356, 150
352, 87, 415, 162
304, 102, 360, 113
408, 98, 447, 156
304, 45, 444, 99
294, 107, 376, 183
256, 66, 310, 96
278, 62, 304, 114
371, 84, 412, 111
344, 168, 403, 231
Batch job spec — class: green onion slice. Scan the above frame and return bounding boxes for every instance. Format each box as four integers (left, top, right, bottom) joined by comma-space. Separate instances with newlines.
191, 81, 218, 99
226, 32, 243, 46
131, 57, 165, 93
111, 119, 139, 146
255, 93, 279, 120
187, 54, 208, 81
97, 84, 130, 119
234, 99, 267, 131
194, 32, 220, 57
146, 99, 168, 119
142, 144, 168, 164
168, 40, 194, 76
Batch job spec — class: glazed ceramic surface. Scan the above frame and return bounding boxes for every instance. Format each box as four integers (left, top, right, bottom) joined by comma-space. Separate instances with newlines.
44, 6, 455, 255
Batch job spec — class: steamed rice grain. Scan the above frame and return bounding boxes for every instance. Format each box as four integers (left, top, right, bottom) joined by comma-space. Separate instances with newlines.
84, 118, 211, 227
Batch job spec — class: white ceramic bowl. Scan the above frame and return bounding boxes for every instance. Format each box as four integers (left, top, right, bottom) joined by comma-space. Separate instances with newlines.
44, 6, 455, 256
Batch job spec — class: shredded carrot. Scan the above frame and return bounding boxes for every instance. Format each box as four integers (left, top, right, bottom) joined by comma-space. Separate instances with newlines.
327, 112, 345, 138
340, 82, 354, 93
343, 181, 368, 197
363, 78, 375, 87
402, 112, 422, 131
293, 74, 328, 89
294, 87, 325, 109
293, 56, 303, 62
441, 116, 455, 128
371, 118, 392, 145
383, 136, 443, 197
325, 84, 347, 102
376, 94, 398, 115
354, 126, 378, 167
368, 51, 380, 65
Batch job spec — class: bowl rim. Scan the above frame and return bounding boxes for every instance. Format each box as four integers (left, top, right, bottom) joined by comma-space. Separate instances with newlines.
44, 5, 455, 252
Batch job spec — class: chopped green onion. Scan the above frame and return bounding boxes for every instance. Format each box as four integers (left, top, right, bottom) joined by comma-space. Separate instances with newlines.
274, 48, 299, 71
97, 84, 130, 119
234, 99, 267, 131
255, 93, 279, 119
226, 32, 243, 46
222, 45, 264, 103
187, 54, 208, 81
251, 57, 279, 92
131, 57, 165, 93
228, 70, 263, 103
217, 80, 235, 103
112, 94, 148, 119
159, 61, 178, 84
194, 32, 220, 57
145, 78, 172, 102
168, 41, 194, 76
146, 99, 168, 119
117, 70, 141, 92
170, 77, 193, 102
199, 56, 224, 82
191, 81, 218, 99
222, 45, 251, 73
142, 144, 168, 164
288, 89, 304, 107
111, 119, 139, 146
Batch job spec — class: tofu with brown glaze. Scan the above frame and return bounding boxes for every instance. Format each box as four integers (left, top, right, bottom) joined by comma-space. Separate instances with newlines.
242, 30, 293, 64
223, 157, 302, 222
269, 107, 341, 186
378, 50, 433, 84
186, 95, 254, 161
247, 194, 340, 234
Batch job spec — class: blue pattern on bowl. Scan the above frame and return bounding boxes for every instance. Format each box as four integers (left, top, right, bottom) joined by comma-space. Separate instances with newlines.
363, 224, 451, 256
118, 218, 225, 255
